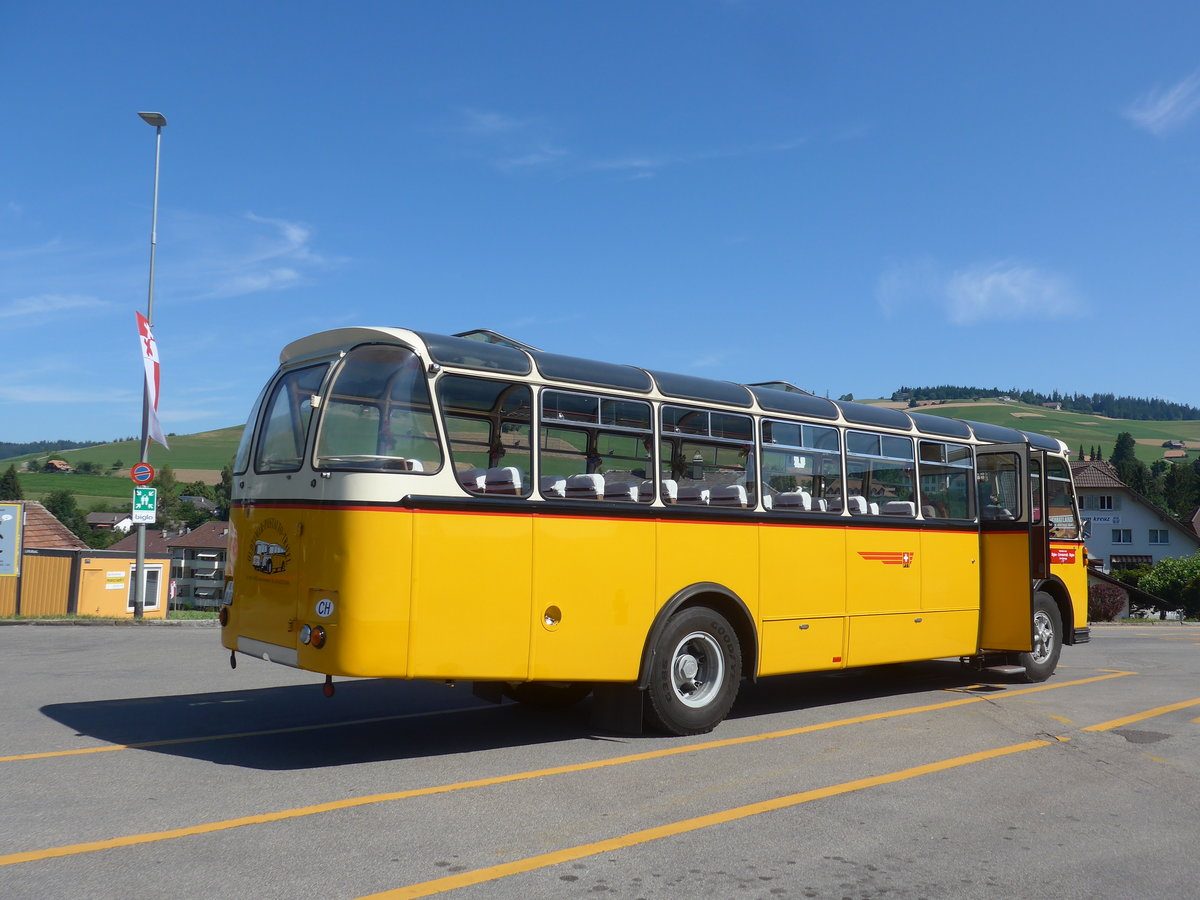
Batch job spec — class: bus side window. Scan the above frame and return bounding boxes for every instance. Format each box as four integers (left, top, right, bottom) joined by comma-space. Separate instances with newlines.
661, 406, 755, 509
437, 375, 532, 497
540, 391, 653, 502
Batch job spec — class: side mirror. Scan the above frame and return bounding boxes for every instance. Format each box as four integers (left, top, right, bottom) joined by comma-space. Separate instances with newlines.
1081, 518, 1092, 539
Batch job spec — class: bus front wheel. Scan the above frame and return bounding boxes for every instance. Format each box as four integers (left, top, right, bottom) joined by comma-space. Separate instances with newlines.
1016, 592, 1062, 683
645, 606, 741, 736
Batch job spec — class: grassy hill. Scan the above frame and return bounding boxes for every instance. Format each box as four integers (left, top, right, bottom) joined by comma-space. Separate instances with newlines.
3, 426, 242, 507
902, 401, 1200, 465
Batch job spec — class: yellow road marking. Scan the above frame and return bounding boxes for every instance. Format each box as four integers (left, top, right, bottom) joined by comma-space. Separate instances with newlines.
0, 669, 1133, 867
358, 740, 1054, 899
1082, 697, 1200, 732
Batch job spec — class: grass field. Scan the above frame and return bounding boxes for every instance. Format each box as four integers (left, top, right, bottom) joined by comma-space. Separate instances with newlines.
908, 401, 1200, 465
4, 426, 243, 507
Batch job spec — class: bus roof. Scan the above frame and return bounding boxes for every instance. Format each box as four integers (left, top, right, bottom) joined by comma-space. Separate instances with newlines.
279, 326, 1069, 453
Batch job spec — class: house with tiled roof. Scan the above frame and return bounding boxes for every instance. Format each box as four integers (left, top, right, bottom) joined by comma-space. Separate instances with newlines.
21, 501, 89, 550
1071, 460, 1200, 573
86, 511, 133, 533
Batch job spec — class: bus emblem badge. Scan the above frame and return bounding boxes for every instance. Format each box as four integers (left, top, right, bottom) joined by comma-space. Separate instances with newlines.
858, 551, 915, 568
249, 519, 291, 575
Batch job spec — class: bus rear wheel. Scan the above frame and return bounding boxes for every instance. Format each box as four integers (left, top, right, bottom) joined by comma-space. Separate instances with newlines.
1016, 592, 1062, 683
645, 606, 741, 736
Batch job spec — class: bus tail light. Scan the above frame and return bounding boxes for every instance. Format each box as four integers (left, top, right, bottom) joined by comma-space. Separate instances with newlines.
219, 607, 229, 627
310, 626, 327, 649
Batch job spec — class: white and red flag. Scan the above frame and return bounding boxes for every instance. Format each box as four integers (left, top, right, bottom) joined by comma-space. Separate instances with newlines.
136, 311, 169, 450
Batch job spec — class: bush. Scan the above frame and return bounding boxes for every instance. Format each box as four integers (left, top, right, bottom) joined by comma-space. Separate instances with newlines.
1139, 553, 1200, 619
1089, 582, 1128, 622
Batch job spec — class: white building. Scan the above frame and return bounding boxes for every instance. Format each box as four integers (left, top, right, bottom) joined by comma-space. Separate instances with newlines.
1071, 460, 1200, 573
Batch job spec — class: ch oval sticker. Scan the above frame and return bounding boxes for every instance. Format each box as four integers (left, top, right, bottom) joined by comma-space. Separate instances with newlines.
315, 598, 335, 618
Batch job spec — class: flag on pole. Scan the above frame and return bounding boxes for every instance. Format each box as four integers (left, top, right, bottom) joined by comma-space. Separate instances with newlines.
136, 311, 169, 450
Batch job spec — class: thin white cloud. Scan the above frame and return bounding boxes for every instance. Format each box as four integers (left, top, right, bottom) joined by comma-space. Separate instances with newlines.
0, 383, 135, 405
877, 259, 1081, 325
945, 262, 1078, 324
1124, 69, 1200, 137
459, 108, 529, 136
0, 293, 108, 320
590, 138, 807, 179
175, 211, 334, 301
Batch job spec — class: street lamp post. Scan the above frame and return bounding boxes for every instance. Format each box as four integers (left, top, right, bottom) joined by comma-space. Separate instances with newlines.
133, 111, 166, 620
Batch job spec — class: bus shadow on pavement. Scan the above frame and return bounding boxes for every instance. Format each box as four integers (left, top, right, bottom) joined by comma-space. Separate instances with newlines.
41, 659, 1011, 770
39, 677, 595, 771
729, 658, 1017, 722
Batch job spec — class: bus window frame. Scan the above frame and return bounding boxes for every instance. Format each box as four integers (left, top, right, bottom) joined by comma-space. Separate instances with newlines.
313, 344, 444, 475
253, 362, 330, 475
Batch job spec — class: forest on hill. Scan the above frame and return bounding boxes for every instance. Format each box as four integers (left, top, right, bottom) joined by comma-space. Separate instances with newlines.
893, 386, 1200, 421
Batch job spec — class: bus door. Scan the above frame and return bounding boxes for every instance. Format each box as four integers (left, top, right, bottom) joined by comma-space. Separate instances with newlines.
975, 444, 1046, 651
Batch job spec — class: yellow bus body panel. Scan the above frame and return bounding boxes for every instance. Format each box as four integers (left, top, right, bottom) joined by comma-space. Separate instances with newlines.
1050, 541, 1088, 634
759, 616, 846, 675
656, 518, 758, 620
920, 530, 980, 611
409, 510, 532, 680
530, 515, 655, 681
759, 522, 846, 619
846, 528, 921, 615
847, 609, 980, 667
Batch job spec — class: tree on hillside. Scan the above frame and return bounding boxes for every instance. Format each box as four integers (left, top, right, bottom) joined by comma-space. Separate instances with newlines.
1109, 432, 1137, 467
0, 465, 22, 500
43, 490, 89, 541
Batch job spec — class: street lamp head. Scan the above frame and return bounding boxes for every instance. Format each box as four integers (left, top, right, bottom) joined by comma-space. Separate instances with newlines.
138, 111, 167, 127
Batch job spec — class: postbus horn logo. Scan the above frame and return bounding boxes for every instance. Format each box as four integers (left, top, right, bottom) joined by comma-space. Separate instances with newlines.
858, 551, 915, 568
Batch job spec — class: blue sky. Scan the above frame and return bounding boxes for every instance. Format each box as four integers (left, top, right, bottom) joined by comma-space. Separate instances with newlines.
3, 2, 1199, 446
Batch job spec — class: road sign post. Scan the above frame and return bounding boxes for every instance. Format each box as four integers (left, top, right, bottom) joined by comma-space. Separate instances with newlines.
132, 487, 158, 525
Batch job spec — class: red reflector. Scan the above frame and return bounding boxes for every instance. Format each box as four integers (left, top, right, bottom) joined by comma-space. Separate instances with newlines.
310, 626, 327, 649
219, 607, 229, 627
832, 656, 842, 662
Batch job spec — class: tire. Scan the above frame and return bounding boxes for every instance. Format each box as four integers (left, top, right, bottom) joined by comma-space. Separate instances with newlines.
1016, 592, 1062, 683
503, 682, 591, 708
645, 606, 742, 735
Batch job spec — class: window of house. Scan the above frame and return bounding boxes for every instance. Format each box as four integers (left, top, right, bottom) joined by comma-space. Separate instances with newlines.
1112, 529, 1133, 544
1149, 529, 1169, 545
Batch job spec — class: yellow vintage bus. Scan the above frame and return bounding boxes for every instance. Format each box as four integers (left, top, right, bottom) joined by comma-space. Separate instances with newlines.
220, 327, 1089, 734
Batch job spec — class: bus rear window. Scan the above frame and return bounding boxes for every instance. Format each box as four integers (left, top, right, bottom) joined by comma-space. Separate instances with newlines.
315, 345, 443, 473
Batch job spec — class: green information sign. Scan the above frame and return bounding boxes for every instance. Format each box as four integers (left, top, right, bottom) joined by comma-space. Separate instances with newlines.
132, 487, 158, 525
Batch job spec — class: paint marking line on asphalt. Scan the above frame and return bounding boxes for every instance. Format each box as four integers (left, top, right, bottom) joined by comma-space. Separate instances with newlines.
0, 669, 1133, 867
356, 740, 1056, 899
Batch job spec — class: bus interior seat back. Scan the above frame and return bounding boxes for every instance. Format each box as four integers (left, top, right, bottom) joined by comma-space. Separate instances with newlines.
709, 484, 748, 507
540, 476, 566, 498
566, 473, 604, 500
484, 466, 522, 495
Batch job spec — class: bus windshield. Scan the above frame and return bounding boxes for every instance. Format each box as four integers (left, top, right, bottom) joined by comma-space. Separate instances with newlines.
314, 344, 443, 473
